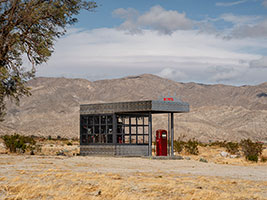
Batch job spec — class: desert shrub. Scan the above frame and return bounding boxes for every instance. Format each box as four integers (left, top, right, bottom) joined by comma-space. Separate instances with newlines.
184, 139, 199, 155
225, 142, 239, 154
2, 134, 36, 153
173, 140, 184, 154
48, 135, 52, 140
67, 141, 72, 146
57, 135, 61, 140
261, 156, 267, 163
198, 142, 208, 147
240, 139, 263, 162
209, 140, 227, 147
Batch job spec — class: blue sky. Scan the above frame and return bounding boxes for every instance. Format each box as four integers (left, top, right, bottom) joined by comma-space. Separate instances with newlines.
36, 0, 267, 85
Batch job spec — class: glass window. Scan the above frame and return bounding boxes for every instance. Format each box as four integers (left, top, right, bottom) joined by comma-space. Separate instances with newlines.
107, 135, 113, 143
107, 115, 113, 124
95, 126, 99, 134
108, 125, 112, 133
94, 116, 99, 125
81, 135, 86, 144
101, 116, 106, 124
88, 116, 93, 125
101, 125, 106, 134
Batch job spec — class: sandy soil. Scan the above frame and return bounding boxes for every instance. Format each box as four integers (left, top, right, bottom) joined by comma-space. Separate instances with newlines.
0, 155, 266, 200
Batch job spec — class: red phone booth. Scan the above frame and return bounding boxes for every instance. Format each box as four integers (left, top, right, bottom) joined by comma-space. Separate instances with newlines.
156, 129, 168, 156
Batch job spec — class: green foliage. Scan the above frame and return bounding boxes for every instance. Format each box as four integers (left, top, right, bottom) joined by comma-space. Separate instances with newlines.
2, 133, 36, 153
184, 139, 199, 155
209, 140, 227, 147
173, 140, 184, 154
240, 139, 263, 162
48, 135, 52, 140
225, 142, 239, 154
0, 0, 97, 121
261, 156, 267, 163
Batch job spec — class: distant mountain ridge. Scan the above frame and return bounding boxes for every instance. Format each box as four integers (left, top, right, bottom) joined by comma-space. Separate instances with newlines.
0, 74, 267, 142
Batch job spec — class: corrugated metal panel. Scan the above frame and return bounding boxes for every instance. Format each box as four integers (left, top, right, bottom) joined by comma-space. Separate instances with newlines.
80, 145, 149, 156
80, 100, 189, 115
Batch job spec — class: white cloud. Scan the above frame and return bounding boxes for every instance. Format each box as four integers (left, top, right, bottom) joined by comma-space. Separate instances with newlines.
231, 19, 267, 38
249, 56, 267, 68
33, 27, 267, 85
157, 68, 187, 81
113, 5, 193, 35
207, 66, 245, 82
220, 13, 261, 26
216, 0, 247, 7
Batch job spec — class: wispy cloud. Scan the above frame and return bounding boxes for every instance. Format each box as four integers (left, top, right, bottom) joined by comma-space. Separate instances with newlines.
249, 56, 267, 68
231, 19, 267, 38
263, 0, 267, 8
33, 27, 266, 85
216, 0, 247, 7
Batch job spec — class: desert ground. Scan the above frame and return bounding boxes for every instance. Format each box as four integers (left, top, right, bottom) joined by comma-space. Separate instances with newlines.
0, 141, 267, 200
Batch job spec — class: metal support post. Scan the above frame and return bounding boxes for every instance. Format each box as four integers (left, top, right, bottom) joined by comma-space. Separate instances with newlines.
168, 113, 171, 156
148, 112, 152, 156
112, 114, 117, 145
171, 112, 174, 156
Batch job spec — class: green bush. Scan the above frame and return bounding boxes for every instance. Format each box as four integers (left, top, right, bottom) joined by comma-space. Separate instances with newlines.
209, 140, 227, 147
261, 156, 267, 163
184, 139, 199, 155
240, 139, 263, 162
2, 134, 36, 153
173, 140, 184, 154
225, 142, 239, 154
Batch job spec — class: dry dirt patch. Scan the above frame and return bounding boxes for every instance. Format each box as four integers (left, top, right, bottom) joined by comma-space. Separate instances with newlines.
0, 155, 266, 200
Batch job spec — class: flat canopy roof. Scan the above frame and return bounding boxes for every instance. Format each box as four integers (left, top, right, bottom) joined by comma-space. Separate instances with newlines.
80, 100, 189, 115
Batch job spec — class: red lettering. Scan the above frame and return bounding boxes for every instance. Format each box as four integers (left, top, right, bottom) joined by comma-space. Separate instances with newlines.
163, 97, 174, 101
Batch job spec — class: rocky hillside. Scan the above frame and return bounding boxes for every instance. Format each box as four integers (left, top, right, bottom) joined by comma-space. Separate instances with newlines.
0, 74, 267, 142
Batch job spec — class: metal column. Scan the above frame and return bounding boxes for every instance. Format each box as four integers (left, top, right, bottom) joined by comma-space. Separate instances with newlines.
171, 112, 174, 156
112, 114, 117, 145
148, 112, 152, 156
168, 113, 171, 156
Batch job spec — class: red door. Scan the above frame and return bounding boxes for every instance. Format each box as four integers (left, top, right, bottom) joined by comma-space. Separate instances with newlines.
156, 129, 167, 156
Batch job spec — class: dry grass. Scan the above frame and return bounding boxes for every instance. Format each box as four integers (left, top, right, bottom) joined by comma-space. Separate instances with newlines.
1, 170, 266, 200
0, 139, 267, 199
0, 154, 266, 200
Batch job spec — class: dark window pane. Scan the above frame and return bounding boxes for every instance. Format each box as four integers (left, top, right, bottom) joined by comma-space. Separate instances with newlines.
81, 116, 87, 125
117, 135, 123, 144
107, 134, 113, 143
95, 126, 99, 134
81, 135, 86, 144
88, 135, 94, 143
88, 126, 93, 134
108, 125, 113, 134
88, 117, 93, 125
100, 134, 107, 143
94, 116, 99, 124
94, 134, 99, 143
101, 116, 106, 124
117, 125, 122, 134
101, 125, 106, 134
107, 115, 113, 124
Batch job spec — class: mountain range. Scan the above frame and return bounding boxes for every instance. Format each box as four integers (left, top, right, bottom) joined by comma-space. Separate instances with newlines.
0, 74, 266, 142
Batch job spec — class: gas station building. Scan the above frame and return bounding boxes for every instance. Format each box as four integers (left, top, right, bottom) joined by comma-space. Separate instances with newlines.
80, 99, 189, 156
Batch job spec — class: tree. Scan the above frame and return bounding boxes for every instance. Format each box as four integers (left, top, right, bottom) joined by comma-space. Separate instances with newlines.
0, 0, 97, 121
